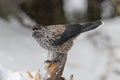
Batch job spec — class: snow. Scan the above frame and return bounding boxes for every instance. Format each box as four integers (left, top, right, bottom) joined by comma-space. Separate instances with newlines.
0, 18, 47, 71
0, 16, 120, 80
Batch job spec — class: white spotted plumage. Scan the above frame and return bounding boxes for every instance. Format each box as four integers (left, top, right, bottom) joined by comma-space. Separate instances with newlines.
33, 24, 73, 54
32, 21, 102, 54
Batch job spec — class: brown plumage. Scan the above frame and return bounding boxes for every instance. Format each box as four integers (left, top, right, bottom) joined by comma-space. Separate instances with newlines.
32, 21, 102, 62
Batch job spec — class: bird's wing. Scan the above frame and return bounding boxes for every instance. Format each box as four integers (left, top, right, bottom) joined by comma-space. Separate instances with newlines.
81, 20, 102, 33
52, 20, 102, 46
52, 24, 81, 46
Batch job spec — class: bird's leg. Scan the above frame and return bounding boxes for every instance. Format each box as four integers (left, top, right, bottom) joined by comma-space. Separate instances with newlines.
46, 51, 54, 61
53, 53, 64, 63
45, 51, 56, 63
45, 53, 64, 64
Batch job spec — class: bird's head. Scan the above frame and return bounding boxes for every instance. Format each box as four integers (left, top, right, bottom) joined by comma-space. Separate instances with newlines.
32, 24, 46, 39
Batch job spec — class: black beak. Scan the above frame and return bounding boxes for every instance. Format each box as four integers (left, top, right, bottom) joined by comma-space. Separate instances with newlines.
32, 32, 38, 37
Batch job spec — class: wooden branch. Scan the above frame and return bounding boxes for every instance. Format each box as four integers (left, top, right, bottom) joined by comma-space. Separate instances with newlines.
26, 70, 41, 80
25, 52, 74, 80
44, 52, 67, 80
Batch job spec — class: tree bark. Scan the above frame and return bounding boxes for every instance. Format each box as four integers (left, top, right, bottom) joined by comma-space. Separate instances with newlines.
87, 0, 104, 21
20, 0, 66, 25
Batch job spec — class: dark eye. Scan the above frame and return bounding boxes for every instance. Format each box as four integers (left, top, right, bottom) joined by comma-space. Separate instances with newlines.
32, 28, 38, 30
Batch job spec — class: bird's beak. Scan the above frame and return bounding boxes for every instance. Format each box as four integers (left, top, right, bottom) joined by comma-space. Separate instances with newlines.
32, 32, 38, 37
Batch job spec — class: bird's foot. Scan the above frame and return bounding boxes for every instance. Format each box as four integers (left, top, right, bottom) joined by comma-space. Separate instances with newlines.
45, 59, 60, 64
44, 60, 59, 68
45, 53, 64, 64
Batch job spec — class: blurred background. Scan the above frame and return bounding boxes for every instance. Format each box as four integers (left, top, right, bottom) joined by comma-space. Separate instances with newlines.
0, 0, 120, 80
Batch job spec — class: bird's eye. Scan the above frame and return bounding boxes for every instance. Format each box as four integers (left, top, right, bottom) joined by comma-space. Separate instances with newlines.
32, 28, 38, 30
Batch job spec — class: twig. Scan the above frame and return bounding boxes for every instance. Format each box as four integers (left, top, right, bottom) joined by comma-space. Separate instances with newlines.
69, 74, 74, 80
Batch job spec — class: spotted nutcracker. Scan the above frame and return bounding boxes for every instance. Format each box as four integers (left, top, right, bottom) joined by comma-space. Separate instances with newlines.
32, 21, 102, 62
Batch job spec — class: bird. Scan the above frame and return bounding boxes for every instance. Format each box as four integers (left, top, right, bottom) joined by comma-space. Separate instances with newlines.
32, 21, 102, 63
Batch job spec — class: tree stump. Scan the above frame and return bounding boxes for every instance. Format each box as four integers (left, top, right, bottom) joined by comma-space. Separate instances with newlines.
44, 52, 67, 80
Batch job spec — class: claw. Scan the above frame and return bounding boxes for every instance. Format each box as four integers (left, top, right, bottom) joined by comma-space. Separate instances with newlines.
45, 60, 59, 64
45, 53, 65, 68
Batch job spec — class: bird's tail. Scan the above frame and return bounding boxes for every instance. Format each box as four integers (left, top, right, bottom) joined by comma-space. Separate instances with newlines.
81, 20, 102, 33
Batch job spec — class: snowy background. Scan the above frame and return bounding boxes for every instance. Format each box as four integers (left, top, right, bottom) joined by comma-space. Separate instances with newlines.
0, 0, 120, 80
